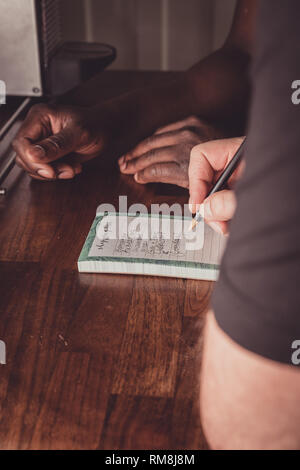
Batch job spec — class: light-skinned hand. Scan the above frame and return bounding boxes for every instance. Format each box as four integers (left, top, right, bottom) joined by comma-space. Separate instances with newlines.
188, 137, 245, 234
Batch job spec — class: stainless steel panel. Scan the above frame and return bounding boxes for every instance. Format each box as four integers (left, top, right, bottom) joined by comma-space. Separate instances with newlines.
0, 0, 43, 96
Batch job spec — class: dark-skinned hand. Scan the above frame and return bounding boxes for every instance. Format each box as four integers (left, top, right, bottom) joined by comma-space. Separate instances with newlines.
118, 116, 225, 188
12, 103, 109, 180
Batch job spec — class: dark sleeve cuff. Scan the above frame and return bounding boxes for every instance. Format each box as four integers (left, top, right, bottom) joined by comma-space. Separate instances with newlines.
212, 266, 299, 366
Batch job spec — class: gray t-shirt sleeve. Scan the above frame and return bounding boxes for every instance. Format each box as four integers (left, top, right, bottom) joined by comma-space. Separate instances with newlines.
212, 0, 300, 365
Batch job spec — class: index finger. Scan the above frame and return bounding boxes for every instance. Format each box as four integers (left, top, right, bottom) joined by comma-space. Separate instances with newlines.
188, 137, 244, 211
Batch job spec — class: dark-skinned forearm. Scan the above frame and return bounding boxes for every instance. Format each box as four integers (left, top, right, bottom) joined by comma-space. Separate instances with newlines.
91, 45, 251, 153
187, 46, 251, 133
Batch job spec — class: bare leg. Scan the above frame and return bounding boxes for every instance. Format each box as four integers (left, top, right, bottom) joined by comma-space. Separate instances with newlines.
200, 311, 300, 450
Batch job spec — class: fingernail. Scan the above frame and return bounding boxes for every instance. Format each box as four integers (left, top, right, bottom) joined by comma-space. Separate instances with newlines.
208, 222, 223, 234
118, 155, 124, 165
203, 199, 213, 219
32, 145, 46, 159
134, 173, 139, 182
58, 170, 73, 179
37, 169, 52, 178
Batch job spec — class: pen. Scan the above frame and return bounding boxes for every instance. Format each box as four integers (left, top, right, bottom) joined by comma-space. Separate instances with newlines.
189, 137, 246, 231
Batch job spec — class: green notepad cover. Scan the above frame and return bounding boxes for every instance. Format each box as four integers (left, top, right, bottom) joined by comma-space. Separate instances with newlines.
78, 213, 219, 272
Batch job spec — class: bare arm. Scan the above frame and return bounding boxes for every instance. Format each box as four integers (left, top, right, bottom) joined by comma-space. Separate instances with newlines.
114, 0, 257, 187
103, 0, 257, 146
13, 0, 257, 181
201, 312, 300, 450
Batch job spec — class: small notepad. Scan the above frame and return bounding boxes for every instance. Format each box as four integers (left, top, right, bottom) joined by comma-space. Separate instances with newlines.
78, 212, 226, 281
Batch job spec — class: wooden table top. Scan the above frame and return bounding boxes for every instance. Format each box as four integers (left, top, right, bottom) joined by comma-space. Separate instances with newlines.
0, 71, 212, 450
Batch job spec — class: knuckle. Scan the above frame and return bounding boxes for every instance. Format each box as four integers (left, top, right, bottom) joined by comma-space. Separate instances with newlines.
161, 165, 170, 177
170, 149, 180, 163
184, 126, 198, 135
47, 130, 72, 150
188, 115, 201, 125
152, 164, 170, 179
143, 165, 162, 180
180, 129, 194, 141
187, 128, 204, 144
180, 160, 189, 174
150, 165, 159, 177
146, 148, 158, 160
46, 135, 62, 150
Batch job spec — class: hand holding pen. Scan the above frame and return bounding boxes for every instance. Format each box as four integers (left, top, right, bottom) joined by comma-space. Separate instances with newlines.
189, 137, 246, 234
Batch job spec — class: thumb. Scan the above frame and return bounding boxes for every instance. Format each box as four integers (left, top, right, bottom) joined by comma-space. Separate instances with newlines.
202, 190, 237, 222
30, 127, 77, 163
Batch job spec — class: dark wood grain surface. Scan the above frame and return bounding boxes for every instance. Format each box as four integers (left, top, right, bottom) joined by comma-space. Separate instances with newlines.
0, 71, 212, 450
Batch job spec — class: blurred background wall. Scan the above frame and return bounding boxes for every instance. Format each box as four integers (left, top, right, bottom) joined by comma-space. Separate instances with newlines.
60, 0, 237, 71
